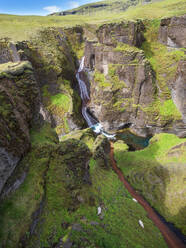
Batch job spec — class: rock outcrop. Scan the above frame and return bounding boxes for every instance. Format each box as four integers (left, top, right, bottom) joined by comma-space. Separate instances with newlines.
93, 134, 111, 168
83, 17, 186, 137
85, 40, 156, 135
96, 21, 145, 47
0, 61, 39, 193
159, 15, 186, 48
0, 38, 20, 64
172, 58, 186, 126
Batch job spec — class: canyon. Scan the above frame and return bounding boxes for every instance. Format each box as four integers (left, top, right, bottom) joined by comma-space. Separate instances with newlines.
0, 12, 186, 248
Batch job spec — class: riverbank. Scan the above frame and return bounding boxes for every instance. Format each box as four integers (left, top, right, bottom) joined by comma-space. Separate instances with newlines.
110, 141, 185, 248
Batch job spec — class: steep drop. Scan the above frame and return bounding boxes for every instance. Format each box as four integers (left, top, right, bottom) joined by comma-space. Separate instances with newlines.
76, 56, 115, 138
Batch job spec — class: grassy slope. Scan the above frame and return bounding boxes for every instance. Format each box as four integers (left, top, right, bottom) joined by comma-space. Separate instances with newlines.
51, 0, 138, 16
114, 133, 186, 234
0, 0, 186, 41
0, 128, 167, 247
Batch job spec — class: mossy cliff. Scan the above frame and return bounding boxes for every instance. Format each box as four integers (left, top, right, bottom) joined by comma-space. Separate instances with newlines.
114, 133, 186, 235
0, 61, 39, 193
0, 130, 167, 248
84, 17, 186, 137
16, 27, 85, 138
0, 27, 85, 193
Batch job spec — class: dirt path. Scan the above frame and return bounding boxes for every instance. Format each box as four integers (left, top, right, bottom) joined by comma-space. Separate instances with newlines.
109, 142, 185, 248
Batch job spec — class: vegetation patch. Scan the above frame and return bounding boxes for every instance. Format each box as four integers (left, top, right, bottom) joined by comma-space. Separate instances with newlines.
114, 133, 186, 234
94, 70, 112, 88
51, 93, 71, 112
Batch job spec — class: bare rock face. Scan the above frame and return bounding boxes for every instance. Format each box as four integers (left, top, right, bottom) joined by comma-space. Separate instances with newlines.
172, 58, 186, 127
85, 41, 156, 134
96, 21, 145, 47
0, 61, 39, 193
159, 15, 186, 48
0, 38, 20, 64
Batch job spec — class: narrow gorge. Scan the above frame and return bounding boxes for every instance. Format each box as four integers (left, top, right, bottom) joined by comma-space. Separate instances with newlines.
0, 7, 186, 248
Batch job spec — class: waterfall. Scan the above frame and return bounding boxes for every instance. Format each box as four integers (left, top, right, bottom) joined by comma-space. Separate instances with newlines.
76, 56, 115, 139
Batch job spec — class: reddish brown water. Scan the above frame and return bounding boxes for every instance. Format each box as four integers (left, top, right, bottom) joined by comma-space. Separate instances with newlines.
110, 142, 185, 248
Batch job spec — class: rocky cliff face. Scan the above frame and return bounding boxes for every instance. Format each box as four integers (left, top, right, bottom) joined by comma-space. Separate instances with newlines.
159, 14, 186, 48
0, 38, 20, 64
172, 58, 186, 125
85, 41, 155, 134
0, 59, 40, 193
0, 28, 85, 194
84, 18, 186, 137
17, 27, 85, 138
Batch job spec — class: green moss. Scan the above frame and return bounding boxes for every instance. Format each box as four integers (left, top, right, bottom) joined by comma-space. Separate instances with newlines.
67, 158, 167, 247
113, 140, 129, 152
94, 70, 112, 88
0, 61, 32, 78
114, 133, 186, 234
30, 123, 59, 146
50, 93, 71, 112
0, 134, 168, 247
60, 128, 96, 150
0, 146, 52, 247
114, 42, 141, 53
159, 99, 182, 120
140, 19, 185, 123
108, 64, 127, 90
141, 20, 185, 100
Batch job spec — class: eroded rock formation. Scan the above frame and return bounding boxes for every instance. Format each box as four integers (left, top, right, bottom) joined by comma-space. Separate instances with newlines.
159, 15, 186, 48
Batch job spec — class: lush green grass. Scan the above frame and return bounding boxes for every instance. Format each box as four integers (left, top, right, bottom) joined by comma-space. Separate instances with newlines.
114, 133, 186, 234
0, 0, 186, 41
52, 0, 138, 16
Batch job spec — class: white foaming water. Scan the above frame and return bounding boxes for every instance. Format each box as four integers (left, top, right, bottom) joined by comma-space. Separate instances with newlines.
76, 57, 115, 139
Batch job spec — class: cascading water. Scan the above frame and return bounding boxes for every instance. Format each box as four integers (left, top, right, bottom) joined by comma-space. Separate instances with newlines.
76, 57, 115, 139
